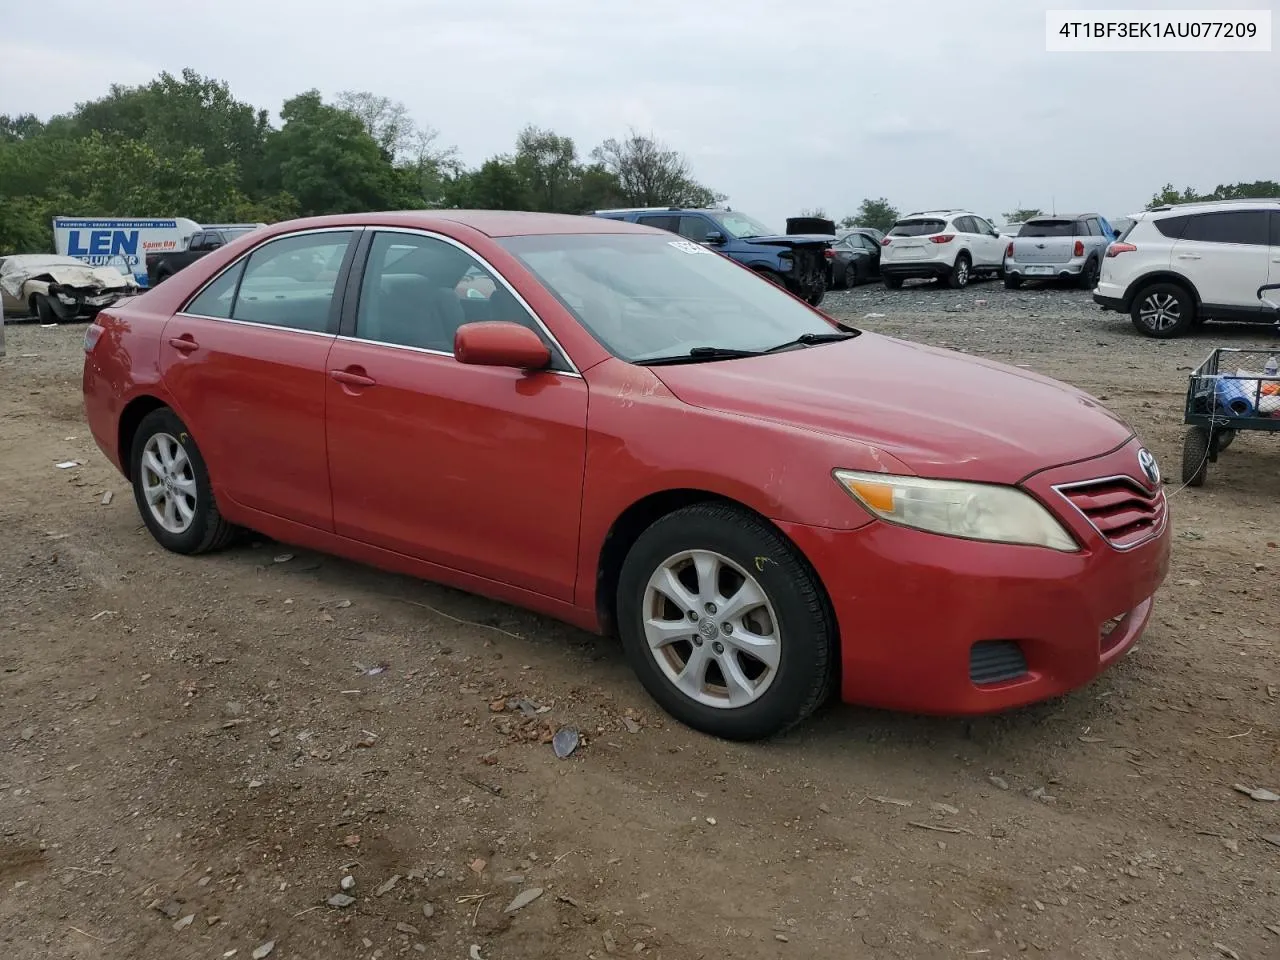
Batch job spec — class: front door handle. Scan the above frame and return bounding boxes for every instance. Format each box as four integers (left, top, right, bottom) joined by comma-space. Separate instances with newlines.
330, 368, 376, 388
168, 336, 199, 353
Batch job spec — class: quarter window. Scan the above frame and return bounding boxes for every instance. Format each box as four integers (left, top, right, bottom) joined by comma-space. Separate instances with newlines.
231, 231, 353, 333
1179, 210, 1270, 246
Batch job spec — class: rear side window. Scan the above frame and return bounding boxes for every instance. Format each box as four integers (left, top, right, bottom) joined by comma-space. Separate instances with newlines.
1179, 210, 1270, 245
231, 231, 354, 333
636, 215, 680, 233
1018, 220, 1075, 238
184, 261, 245, 319
1153, 215, 1190, 239
1085, 219, 1103, 236
1272, 211, 1280, 247
889, 219, 946, 237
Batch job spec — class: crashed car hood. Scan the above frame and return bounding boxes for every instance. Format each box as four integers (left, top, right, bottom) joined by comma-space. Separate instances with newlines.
648, 332, 1134, 483
739, 234, 832, 248
0, 263, 136, 299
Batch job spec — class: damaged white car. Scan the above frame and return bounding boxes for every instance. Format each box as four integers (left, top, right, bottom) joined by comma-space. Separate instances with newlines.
0, 254, 139, 322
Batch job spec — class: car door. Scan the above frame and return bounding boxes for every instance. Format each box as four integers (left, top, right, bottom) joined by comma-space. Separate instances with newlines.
159, 228, 357, 531
1268, 211, 1280, 297
969, 216, 1002, 266
1171, 210, 1271, 312
324, 229, 589, 601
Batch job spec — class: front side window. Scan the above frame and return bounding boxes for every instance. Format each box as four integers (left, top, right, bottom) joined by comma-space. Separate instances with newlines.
356, 231, 569, 368
499, 233, 841, 363
677, 216, 714, 242
231, 231, 354, 332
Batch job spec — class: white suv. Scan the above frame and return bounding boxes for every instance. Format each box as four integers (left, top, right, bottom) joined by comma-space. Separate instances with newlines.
880, 210, 1006, 289
1094, 198, 1280, 338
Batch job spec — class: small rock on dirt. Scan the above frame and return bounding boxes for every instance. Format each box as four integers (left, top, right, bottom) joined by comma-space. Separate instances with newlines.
375, 874, 401, 896
1233, 783, 1279, 802
395, 922, 419, 935
154, 900, 183, 919
340, 875, 355, 891
173, 914, 195, 931
327, 893, 355, 908
988, 776, 1010, 790
251, 942, 275, 960
421, 902, 435, 919
1213, 943, 1240, 960
553, 726, 580, 758
932, 802, 960, 815
622, 717, 641, 735
505, 887, 544, 913
19, 727, 34, 742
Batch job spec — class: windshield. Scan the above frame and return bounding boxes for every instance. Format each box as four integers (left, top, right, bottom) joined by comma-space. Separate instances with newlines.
715, 212, 778, 240
1018, 220, 1075, 237
498, 233, 842, 363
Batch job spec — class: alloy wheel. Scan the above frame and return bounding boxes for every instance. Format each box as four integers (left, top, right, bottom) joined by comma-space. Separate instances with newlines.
641, 549, 781, 709
1138, 292, 1181, 332
140, 432, 198, 534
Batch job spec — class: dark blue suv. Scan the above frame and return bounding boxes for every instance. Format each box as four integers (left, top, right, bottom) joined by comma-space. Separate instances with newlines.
591, 207, 833, 307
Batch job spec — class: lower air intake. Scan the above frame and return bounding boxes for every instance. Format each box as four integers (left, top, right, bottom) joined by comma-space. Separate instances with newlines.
969, 640, 1029, 685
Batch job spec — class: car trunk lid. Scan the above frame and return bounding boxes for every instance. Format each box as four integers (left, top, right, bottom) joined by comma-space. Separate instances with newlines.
882, 218, 948, 262
1012, 220, 1079, 263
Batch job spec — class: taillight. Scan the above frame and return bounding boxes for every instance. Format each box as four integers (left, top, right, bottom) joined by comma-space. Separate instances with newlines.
1005, 242, 1014, 257
881, 237, 891, 246
823, 248, 836, 259
929, 234, 955, 244
84, 323, 104, 352
1105, 242, 1136, 258
1073, 240, 1085, 257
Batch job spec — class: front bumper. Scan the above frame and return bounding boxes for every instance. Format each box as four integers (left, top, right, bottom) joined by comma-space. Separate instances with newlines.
1005, 256, 1085, 280
777, 442, 1172, 715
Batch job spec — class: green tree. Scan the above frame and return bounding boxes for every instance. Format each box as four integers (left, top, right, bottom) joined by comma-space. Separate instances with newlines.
591, 129, 723, 208
446, 157, 531, 210
513, 125, 584, 213
799, 207, 828, 219
1002, 207, 1043, 223
263, 91, 407, 216
844, 198, 899, 233
1147, 183, 1203, 208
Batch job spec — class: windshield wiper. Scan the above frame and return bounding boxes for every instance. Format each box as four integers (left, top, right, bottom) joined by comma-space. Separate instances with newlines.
635, 346, 765, 366
762, 330, 859, 353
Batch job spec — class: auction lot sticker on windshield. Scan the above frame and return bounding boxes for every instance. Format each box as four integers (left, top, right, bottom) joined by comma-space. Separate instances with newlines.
668, 240, 712, 255
1046, 9, 1271, 52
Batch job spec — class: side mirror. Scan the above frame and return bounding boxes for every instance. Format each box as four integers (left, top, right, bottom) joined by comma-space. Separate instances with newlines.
207, 241, 222, 250
703, 231, 726, 245
454, 321, 551, 370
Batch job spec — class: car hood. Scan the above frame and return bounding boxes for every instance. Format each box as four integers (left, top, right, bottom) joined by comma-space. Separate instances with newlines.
739, 234, 832, 248
0, 263, 136, 299
648, 333, 1134, 483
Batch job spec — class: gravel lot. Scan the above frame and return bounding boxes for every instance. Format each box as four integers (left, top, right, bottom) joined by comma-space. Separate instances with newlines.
2, 280, 1278, 960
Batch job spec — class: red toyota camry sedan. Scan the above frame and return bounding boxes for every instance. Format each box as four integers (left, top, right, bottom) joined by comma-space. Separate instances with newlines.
82, 211, 1171, 740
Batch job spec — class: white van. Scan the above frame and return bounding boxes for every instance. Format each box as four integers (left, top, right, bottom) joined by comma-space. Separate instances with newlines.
53, 217, 203, 289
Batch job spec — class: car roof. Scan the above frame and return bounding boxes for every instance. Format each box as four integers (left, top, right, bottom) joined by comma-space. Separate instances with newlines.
1025, 213, 1102, 220
1145, 197, 1280, 216
898, 210, 972, 219
247, 210, 663, 239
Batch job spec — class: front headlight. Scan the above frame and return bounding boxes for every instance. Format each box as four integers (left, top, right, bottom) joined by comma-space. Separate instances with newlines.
833, 469, 1078, 552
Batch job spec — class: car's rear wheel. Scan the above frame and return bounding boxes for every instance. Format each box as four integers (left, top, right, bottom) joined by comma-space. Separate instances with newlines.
1078, 258, 1100, 289
32, 295, 56, 323
806, 287, 825, 308
616, 503, 835, 741
883, 275, 903, 290
1004, 275, 1023, 289
1131, 282, 1195, 338
947, 254, 971, 289
131, 408, 238, 555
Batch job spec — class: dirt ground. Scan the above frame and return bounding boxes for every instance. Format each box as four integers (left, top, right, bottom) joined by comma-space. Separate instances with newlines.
2, 282, 1278, 960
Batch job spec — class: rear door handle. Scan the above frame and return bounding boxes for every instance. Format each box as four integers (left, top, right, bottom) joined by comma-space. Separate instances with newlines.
1176, 254, 1201, 260
168, 336, 199, 353
330, 369, 376, 387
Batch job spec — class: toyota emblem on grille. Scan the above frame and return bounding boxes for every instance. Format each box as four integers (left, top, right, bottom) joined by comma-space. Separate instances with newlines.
1137, 448, 1160, 486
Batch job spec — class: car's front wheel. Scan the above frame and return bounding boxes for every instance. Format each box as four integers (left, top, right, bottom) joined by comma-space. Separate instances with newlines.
130, 407, 239, 554
616, 503, 836, 741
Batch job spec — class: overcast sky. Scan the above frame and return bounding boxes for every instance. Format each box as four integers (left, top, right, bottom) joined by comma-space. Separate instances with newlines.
2, 0, 1275, 227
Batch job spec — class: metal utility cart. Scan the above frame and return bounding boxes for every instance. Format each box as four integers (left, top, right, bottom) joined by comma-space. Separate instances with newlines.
1180, 285, 1280, 486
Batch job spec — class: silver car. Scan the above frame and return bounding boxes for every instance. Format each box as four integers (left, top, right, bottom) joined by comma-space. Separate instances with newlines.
1003, 214, 1119, 290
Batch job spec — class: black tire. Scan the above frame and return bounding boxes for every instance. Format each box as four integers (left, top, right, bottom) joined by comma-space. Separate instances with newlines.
1215, 429, 1235, 452
1004, 275, 1023, 289
947, 254, 971, 289
615, 503, 836, 741
1130, 281, 1195, 338
130, 407, 239, 555
838, 262, 854, 290
883, 275, 903, 290
34, 295, 57, 323
1078, 258, 1100, 290
153, 268, 171, 285
1181, 427, 1210, 486
806, 286, 825, 308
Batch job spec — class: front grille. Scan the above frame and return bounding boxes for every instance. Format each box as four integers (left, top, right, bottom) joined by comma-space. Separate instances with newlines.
1056, 476, 1166, 549
970, 640, 1029, 686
